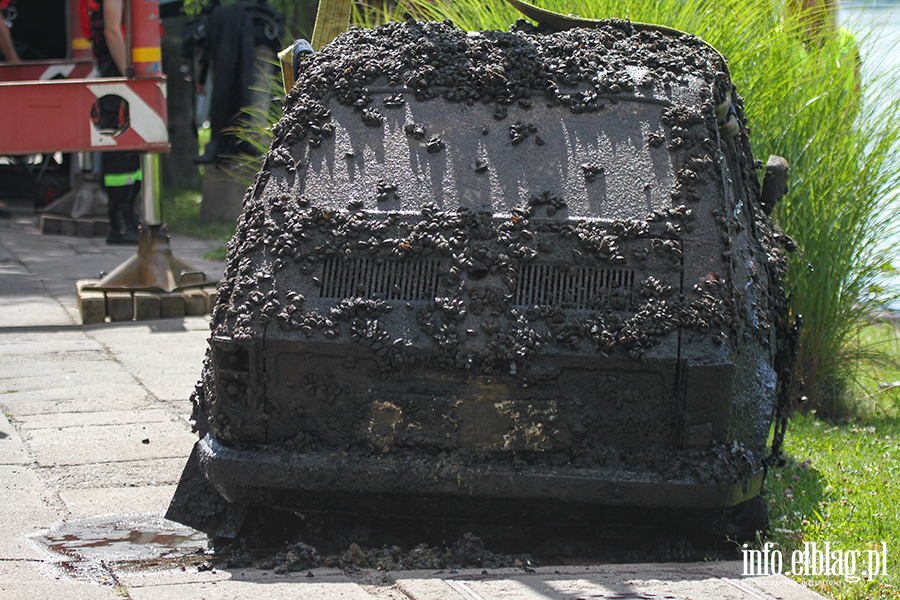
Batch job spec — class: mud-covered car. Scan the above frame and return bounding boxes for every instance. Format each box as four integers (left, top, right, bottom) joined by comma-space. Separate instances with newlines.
168, 17, 794, 549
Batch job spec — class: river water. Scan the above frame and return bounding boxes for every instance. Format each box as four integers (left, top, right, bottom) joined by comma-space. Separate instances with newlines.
837, 2, 900, 302
839, 1, 900, 111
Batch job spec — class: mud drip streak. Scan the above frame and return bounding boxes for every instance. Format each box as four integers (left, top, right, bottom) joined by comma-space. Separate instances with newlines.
445, 580, 488, 600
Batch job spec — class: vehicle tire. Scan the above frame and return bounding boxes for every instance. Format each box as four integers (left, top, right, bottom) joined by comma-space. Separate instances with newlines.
34, 173, 70, 210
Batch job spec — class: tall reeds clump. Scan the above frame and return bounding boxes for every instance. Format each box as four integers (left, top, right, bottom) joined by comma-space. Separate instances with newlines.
356, 0, 900, 417
765, 49, 900, 417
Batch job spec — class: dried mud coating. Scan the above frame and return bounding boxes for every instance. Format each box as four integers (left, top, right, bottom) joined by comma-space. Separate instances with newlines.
216, 533, 534, 572
216, 20, 781, 351
178, 18, 794, 545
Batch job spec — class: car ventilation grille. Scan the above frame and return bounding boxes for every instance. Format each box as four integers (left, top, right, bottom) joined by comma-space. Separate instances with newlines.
320, 257, 440, 302
515, 264, 635, 310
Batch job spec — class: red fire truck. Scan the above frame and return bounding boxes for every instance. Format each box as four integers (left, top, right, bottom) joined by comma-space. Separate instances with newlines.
0, 0, 169, 204
1, 1, 220, 323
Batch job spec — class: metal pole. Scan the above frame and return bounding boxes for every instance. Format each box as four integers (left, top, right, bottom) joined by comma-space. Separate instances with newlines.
141, 153, 162, 227
129, 0, 162, 77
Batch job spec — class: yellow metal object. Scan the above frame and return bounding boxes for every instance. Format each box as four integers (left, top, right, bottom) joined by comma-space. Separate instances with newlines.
72, 38, 91, 50
310, 0, 352, 51
279, 0, 351, 93
278, 45, 295, 95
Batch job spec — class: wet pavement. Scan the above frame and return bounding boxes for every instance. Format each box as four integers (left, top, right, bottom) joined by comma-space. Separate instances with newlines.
0, 198, 825, 599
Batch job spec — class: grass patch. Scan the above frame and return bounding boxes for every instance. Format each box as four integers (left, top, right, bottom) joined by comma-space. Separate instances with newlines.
758, 323, 900, 600
842, 322, 900, 417
159, 186, 235, 261
766, 411, 900, 599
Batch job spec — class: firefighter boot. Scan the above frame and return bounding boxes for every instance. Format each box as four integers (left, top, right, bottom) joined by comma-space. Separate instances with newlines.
122, 183, 141, 240
106, 190, 139, 245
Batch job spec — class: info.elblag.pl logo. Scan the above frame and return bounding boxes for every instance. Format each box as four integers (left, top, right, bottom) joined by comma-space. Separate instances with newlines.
743, 542, 888, 582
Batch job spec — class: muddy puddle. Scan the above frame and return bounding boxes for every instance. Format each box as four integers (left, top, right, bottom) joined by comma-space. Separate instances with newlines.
28, 513, 208, 584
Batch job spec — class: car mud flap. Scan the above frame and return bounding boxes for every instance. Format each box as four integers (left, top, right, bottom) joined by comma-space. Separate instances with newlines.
165, 443, 248, 540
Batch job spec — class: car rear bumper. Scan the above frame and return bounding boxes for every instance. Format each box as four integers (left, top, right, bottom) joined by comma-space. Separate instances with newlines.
196, 434, 764, 515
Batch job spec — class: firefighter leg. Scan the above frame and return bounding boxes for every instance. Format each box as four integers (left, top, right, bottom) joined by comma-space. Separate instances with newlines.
104, 152, 142, 245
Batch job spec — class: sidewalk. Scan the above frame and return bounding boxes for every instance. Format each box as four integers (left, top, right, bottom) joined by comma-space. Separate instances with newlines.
0, 200, 826, 600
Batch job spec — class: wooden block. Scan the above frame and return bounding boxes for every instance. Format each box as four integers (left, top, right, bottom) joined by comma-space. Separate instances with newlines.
106, 292, 134, 322
182, 290, 208, 316
40, 215, 60, 235
92, 219, 109, 237
59, 218, 77, 237
205, 287, 218, 314
133, 292, 161, 321
159, 292, 185, 319
76, 219, 95, 237
180, 271, 207, 285
76, 280, 105, 324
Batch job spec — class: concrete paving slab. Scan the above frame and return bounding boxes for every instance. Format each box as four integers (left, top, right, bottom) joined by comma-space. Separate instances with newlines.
42, 457, 188, 489
0, 534, 49, 561
0, 465, 45, 493
86, 315, 213, 335
459, 574, 730, 599
116, 567, 347, 588
126, 571, 375, 600
114, 566, 233, 588
739, 572, 831, 600
87, 319, 210, 402
0, 335, 105, 356
0, 245, 15, 265
0, 263, 29, 278
0, 360, 134, 386
0, 528, 62, 561
0, 560, 124, 600
392, 578, 456, 600
60, 485, 178, 518
389, 564, 830, 600
0, 268, 43, 295
0, 413, 30, 465
16, 408, 175, 431
23, 421, 195, 466
0, 369, 137, 393
0, 472, 65, 517
356, 583, 411, 600
0, 390, 154, 416
0, 297, 75, 328
0, 466, 67, 558
0, 374, 150, 404
0, 349, 108, 369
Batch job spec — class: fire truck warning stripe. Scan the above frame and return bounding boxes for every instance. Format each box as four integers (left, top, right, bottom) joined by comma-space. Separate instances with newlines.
132, 47, 162, 63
